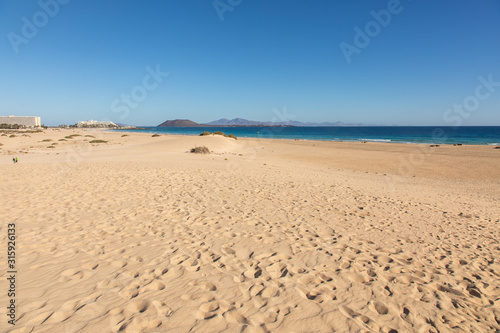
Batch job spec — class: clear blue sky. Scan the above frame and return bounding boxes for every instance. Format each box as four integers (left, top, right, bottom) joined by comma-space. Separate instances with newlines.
1, 0, 499, 126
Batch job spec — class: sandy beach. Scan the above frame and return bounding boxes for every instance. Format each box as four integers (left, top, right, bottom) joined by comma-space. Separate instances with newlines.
1, 128, 499, 332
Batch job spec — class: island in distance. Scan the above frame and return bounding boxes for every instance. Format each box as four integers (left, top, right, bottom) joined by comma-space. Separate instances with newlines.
158, 118, 370, 127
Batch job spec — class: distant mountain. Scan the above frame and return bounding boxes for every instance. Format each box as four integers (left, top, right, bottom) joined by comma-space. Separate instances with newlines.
206, 118, 370, 127
205, 118, 272, 126
157, 118, 372, 127
158, 119, 202, 127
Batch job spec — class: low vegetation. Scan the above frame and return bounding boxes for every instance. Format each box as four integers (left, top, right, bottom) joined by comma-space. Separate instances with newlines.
0, 129, 44, 135
58, 139, 67, 141
152, 134, 161, 137
84, 135, 95, 138
0, 124, 23, 129
89, 140, 108, 143
42, 139, 52, 142
190, 146, 210, 154
121, 134, 129, 137
199, 131, 237, 140
47, 145, 56, 149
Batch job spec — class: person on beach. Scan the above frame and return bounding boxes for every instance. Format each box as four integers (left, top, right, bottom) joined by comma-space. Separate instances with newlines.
12, 157, 15, 164
15, 157, 18, 163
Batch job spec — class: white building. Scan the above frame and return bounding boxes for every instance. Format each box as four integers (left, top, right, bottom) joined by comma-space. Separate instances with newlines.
77, 120, 117, 128
0, 115, 41, 127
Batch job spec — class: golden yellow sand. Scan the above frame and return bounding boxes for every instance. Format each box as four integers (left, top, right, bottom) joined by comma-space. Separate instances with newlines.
1, 128, 499, 332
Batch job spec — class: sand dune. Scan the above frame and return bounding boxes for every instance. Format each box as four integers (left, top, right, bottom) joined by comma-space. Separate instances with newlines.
1, 129, 499, 332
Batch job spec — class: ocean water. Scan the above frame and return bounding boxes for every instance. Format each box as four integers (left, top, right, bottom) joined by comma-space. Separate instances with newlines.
119, 126, 500, 145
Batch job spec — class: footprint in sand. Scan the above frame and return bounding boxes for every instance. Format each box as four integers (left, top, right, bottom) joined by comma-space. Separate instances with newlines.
261, 286, 280, 298
152, 300, 173, 317
61, 299, 86, 312
111, 260, 128, 268
369, 301, 389, 315
223, 309, 247, 324
251, 305, 289, 326
119, 285, 140, 299
339, 305, 380, 332
125, 270, 140, 278
113, 316, 162, 333
196, 300, 219, 320
126, 299, 149, 313
59, 268, 85, 282
154, 267, 169, 277
222, 245, 236, 256
347, 272, 371, 283
186, 279, 208, 294
109, 313, 129, 331
265, 263, 288, 279
143, 279, 166, 292
400, 306, 412, 324
295, 284, 336, 303
244, 266, 263, 279
82, 261, 99, 270
182, 257, 201, 272
249, 283, 265, 297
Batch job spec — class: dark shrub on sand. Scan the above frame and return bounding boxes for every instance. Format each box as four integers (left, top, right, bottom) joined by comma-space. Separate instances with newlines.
190, 146, 210, 154
89, 140, 108, 143
152, 134, 161, 137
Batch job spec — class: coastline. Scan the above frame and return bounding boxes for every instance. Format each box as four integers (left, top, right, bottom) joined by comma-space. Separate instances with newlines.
1, 128, 499, 332
113, 125, 500, 146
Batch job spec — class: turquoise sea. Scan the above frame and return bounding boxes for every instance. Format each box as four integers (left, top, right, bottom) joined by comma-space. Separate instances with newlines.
119, 126, 500, 145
